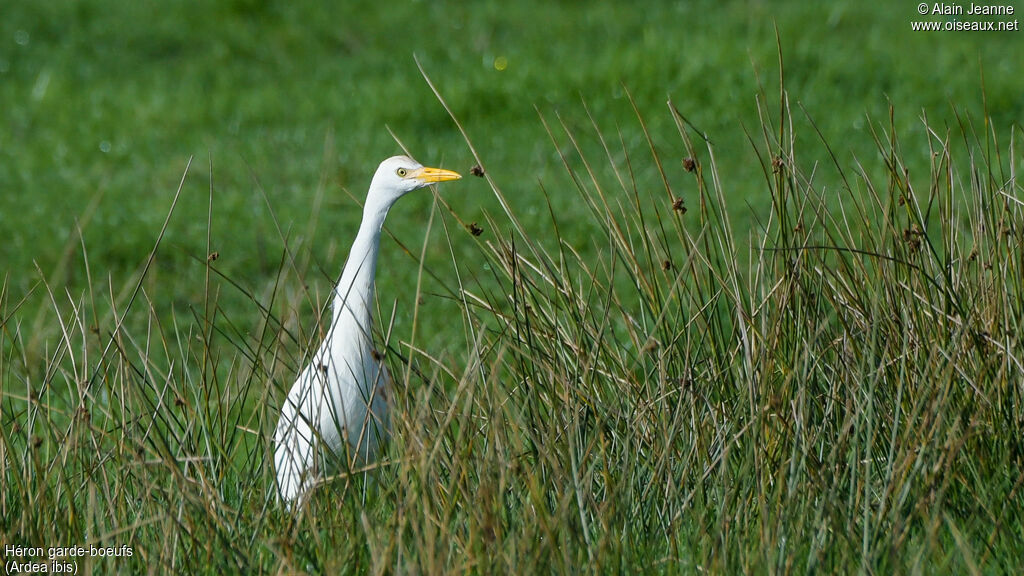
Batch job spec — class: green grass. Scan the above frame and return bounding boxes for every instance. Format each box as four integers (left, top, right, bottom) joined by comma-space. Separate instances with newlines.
2, 0, 1021, 336
2, 0, 1023, 573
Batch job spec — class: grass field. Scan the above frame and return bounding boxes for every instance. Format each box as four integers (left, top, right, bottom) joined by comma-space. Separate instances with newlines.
2, 0, 1023, 573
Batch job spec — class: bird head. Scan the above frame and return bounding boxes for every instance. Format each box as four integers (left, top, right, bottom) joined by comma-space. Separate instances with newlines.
367, 155, 461, 206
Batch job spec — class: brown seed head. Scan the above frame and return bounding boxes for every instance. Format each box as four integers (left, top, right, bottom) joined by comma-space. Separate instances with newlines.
641, 338, 659, 354
682, 157, 697, 172
470, 165, 485, 177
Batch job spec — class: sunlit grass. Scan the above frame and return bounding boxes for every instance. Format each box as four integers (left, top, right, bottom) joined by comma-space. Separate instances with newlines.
3, 57, 1022, 572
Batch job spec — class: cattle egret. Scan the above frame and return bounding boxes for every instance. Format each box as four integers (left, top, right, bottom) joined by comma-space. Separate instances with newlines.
274, 155, 461, 505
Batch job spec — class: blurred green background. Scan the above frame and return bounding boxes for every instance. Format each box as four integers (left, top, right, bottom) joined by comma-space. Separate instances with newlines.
1, 0, 1021, 349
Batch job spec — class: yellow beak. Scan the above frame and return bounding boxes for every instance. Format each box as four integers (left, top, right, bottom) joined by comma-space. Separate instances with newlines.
411, 166, 462, 183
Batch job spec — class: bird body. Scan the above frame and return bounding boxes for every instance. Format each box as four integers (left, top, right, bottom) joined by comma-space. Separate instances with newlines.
274, 155, 461, 504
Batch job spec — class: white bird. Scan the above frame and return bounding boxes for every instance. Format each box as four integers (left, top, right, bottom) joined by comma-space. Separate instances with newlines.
274, 155, 461, 505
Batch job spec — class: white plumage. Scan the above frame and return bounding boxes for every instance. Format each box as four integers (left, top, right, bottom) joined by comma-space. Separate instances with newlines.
274, 155, 461, 505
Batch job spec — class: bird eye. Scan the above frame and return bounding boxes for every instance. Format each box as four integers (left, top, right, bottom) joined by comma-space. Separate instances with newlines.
396, 168, 408, 177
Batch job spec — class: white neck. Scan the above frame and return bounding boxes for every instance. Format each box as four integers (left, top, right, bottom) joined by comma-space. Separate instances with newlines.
330, 199, 392, 342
